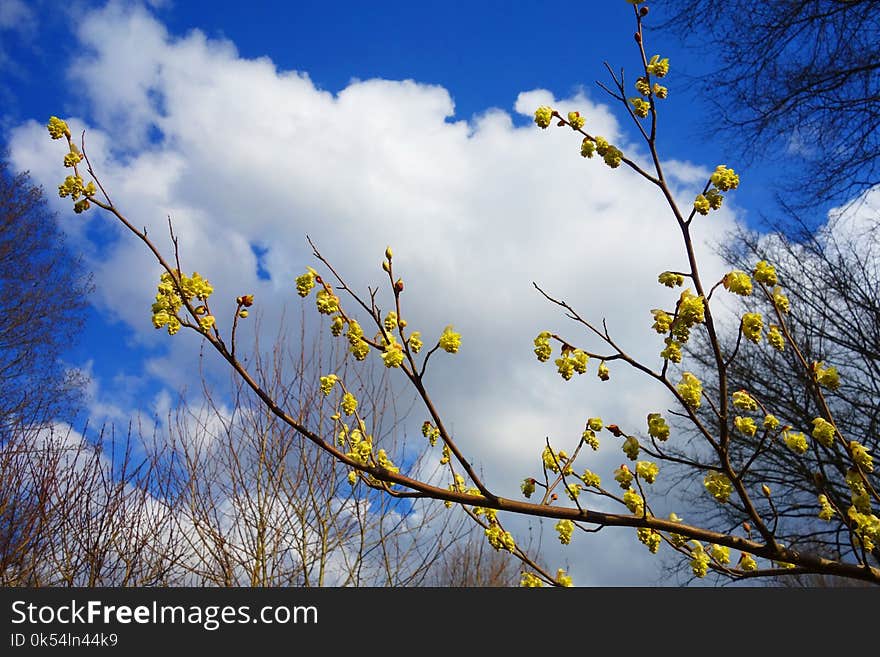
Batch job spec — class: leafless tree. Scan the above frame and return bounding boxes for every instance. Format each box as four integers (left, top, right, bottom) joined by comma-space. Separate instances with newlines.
658, 0, 880, 208
0, 157, 92, 440
670, 212, 880, 581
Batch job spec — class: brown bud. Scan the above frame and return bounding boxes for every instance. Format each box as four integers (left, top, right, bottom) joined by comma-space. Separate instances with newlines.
634, 32, 642, 43
606, 424, 624, 437
639, 6, 649, 16
394, 278, 404, 293
237, 294, 254, 307
742, 521, 751, 535
315, 275, 323, 285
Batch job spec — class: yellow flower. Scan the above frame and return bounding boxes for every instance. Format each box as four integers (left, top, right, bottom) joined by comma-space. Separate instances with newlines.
677, 372, 703, 409
581, 429, 600, 451
658, 271, 684, 288
486, 523, 516, 552
814, 362, 840, 391
763, 414, 780, 431
818, 494, 836, 521
636, 460, 659, 484
694, 194, 710, 215
295, 268, 317, 297
533, 331, 552, 362
767, 325, 785, 351
647, 413, 670, 441
723, 270, 753, 296
614, 464, 633, 489
704, 471, 733, 503
660, 337, 682, 363
439, 325, 462, 353
811, 417, 836, 448
555, 355, 575, 381
563, 350, 584, 376
581, 469, 601, 488
850, 441, 874, 472
350, 338, 370, 361
315, 288, 340, 315
782, 428, 809, 455
651, 309, 673, 334
534, 105, 554, 129
341, 392, 358, 416
602, 145, 623, 168
597, 360, 610, 381
555, 519, 575, 545
677, 289, 705, 326
737, 552, 757, 571
623, 489, 644, 514
734, 416, 757, 437
58, 175, 85, 200
567, 111, 585, 130
622, 436, 640, 460
319, 374, 339, 395
710, 165, 739, 191
542, 446, 560, 473
629, 97, 651, 118
637, 527, 662, 553
580, 137, 596, 158
555, 569, 573, 587
520, 478, 536, 498
646, 54, 670, 77
732, 390, 758, 411
381, 341, 405, 368
711, 544, 730, 565
520, 572, 544, 587
705, 188, 723, 210
63, 149, 82, 168
741, 312, 763, 343
690, 542, 710, 578
47, 116, 70, 139
772, 286, 790, 313
408, 331, 423, 354
753, 260, 778, 286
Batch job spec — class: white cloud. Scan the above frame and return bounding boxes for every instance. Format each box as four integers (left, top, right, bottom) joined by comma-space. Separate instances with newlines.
9, 2, 748, 585
0, 0, 36, 34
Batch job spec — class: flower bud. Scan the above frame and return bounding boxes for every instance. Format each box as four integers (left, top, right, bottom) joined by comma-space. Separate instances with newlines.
640, 6, 649, 16
385, 246, 393, 260
237, 294, 254, 307
634, 32, 642, 43
761, 484, 772, 497
382, 260, 391, 273
395, 278, 404, 293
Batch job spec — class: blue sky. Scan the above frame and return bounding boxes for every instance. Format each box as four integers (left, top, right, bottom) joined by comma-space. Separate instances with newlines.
1, 0, 855, 585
